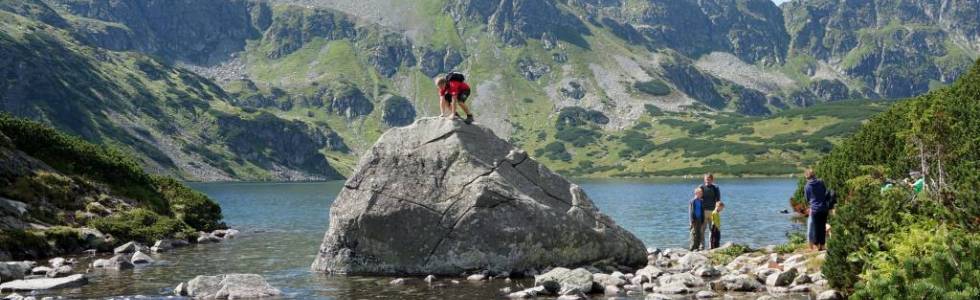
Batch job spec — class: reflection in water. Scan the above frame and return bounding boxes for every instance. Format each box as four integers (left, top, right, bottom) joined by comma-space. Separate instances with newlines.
33, 179, 800, 299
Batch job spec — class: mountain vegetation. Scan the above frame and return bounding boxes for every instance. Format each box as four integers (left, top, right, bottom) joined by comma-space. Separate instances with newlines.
1, 0, 977, 179
800, 60, 980, 298
0, 114, 223, 259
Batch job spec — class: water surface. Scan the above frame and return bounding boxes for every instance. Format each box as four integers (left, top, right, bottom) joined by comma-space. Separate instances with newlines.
34, 178, 801, 299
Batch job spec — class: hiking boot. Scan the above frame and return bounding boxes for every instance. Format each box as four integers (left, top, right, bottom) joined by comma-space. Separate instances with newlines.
464, 114, 474, 124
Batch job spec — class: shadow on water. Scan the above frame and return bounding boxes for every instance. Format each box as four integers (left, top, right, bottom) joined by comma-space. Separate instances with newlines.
33, 179, 802, 299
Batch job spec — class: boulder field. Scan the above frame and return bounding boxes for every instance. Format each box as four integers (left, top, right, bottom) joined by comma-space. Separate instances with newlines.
312, 118, 647, 275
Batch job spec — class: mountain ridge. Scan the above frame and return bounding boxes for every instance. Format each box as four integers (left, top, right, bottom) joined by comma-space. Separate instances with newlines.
1, 0, 977, 179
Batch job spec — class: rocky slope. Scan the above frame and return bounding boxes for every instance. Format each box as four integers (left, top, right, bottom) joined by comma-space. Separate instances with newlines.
0, 115, 223, 260
0, 1, 344, 181
313, 118, 647, 275
1, 0, 976, 179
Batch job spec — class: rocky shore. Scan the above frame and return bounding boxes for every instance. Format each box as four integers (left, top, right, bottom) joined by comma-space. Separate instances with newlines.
383, 244, 843, 300
0, 228, 239, 299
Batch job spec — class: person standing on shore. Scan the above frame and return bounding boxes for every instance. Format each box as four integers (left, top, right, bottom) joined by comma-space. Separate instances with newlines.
804, 168, 830, 251
698, 173, 722, 249
689, 187, 706, 251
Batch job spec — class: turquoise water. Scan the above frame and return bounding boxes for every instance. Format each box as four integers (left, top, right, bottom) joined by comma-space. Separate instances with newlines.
41, 178, 800, 299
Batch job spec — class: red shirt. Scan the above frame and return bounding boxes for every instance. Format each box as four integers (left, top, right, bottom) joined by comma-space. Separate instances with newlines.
439, 81, 470, 97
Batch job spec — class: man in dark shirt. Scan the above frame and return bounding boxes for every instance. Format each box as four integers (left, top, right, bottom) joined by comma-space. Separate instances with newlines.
698, 173, 722, 249
804, 168, 830, 251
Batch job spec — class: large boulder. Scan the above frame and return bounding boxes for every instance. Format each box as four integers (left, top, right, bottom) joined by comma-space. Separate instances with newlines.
0, 262, 33, 282
312, 118, 647, 275
179, 274, 281, 299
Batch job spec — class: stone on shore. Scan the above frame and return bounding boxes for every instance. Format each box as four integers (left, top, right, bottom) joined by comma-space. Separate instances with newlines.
695, 290, 718, 298
677, 252, 709, 271
29, 267, 51, 276
657, 273, 704, 288
535, 267, 594, 295
182, 274, 281, 299
311, 118, 646, 275
0, 274, 87, 291
765, 268, 797, 287
507, 286, 546, 298
593, 273, 627, 287
711, 274, 763, 292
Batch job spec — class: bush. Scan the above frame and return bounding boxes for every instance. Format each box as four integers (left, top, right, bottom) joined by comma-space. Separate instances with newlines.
812, 60, 980, 296
851, 224, 980, 300
154, 177, 224, 231
0, 229, 51, 259
774, 232, 806, 254
555, 126, 602, 147
644, 104, 665, 116
709, 243, 751, 265
535, 141, 572, 162
634, 79, 672, 96
659, 119, 712, 135
91, 208, 193, 243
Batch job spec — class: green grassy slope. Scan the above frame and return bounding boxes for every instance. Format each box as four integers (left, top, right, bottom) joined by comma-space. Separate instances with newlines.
0, 114, 223, 259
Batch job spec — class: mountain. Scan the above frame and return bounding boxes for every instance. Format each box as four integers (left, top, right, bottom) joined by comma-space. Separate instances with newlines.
0, 0, 345, 181
1, 0, 977, 179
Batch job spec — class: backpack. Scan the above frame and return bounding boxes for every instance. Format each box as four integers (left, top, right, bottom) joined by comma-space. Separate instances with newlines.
825, 188, 837, 210
445, 72, 465, 82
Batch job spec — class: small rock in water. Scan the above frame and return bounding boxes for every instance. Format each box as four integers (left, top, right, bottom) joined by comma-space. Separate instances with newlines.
45, 266, 72, 278
151, 240, 173, 253
4, 293, 23, 300
131, 251, 154, 265
224, 229, 241, 238
174, 282, 187, 296
817, 290, 843, 300
30, 267, 52, 276
183, 274, 281, 299
466, 274, 486, 281
113, 242, 139, 254
603, 285, 624, 296
389, 278, 409, 285
499, 287, 512, 293
555, 292, 587, 300
646, 293, 674, 300
789, 285, 810, 293
93, 255, 134, 270
48, 258, 67, 268
653, 282, 690, 294
450, 280, 460, 285
534, 267, 594, 295
695, 290, 718, 298
424, 275, 436, 283
0, 274, 88, 291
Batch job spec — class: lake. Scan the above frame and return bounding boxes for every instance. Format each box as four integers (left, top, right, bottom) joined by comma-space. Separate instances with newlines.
40, 178, 802, 299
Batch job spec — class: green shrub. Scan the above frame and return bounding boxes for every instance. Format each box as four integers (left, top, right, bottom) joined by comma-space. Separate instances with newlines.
0, 229, 51, 259
659, 119, 711, 135
774, 231, 806, 254
154, 177, 224, 231
535, 142, 572, 162
633, 79, 672, 96
90, 208, 193, 243
644, 104, 665, 116
555, 126, 602, 147
710, 243, 751, 265
812, 60, 980, 296
851, 224, 980, 300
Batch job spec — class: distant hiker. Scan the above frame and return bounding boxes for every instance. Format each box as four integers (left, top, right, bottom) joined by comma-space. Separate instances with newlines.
804, 168, 831, 252
905, 171, 925, 194
709, 202, 725, 249
435, 72, 474, 124
689, 187, 706, 251
698, 173, 722, 249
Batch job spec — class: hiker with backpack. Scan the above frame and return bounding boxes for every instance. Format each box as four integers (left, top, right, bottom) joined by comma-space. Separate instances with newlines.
804, 168, 835, 252
435, 72, 474, 124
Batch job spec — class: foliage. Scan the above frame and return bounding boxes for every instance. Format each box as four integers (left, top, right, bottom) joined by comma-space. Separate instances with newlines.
810, 60, 980, 296
535, 141, 572, 162
644, 104, 665, 116
90, 208, 194, 243
709, 243, 751, 265
633, 79, 672, 96
774, 232, 806, 254
659, 119, 711, 135
555, 126, 602, 147
851, 224, 980, 300
0, 229, 50, 259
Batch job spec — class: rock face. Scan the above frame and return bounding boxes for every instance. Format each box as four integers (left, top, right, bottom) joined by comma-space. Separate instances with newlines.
312, 118, 647, 275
